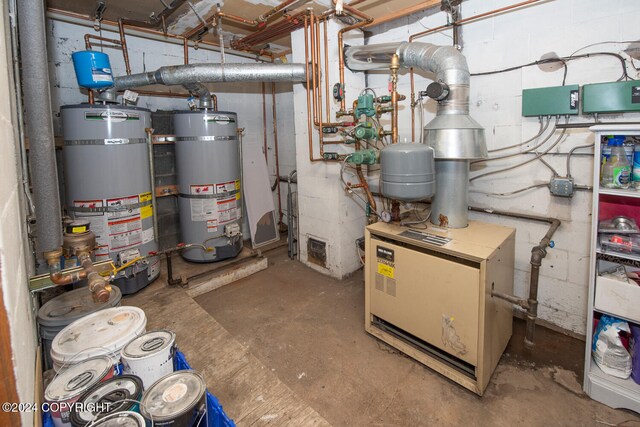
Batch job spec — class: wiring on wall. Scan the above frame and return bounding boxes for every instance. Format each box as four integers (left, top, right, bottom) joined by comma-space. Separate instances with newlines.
471, 51, 635, 83
470, 119, 569, 182
488, 116, 549, 153
473, 116, 559, 164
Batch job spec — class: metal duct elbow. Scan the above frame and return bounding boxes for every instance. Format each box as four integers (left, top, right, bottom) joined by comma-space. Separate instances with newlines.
182, 82, 212, 109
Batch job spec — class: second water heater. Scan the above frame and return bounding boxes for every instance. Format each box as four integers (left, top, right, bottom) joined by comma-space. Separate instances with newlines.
174, 110, 243, 262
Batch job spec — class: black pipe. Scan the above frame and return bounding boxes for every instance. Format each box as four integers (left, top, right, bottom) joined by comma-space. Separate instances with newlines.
469, 206, 560, 348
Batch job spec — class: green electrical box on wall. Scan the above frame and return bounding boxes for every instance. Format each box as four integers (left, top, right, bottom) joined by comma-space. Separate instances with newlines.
582, 81, 640, 114
522, 84, 580, 117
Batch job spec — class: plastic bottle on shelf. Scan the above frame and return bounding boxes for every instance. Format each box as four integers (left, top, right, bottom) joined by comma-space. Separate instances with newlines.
633, 141, 640, 189
603, 136, 631, 189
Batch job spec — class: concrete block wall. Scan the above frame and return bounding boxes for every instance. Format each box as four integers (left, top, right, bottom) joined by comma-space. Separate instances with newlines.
0, 4, 36, 426
46, 19, 296, 225
365, 0, 640, 334
291, 20, 368, 278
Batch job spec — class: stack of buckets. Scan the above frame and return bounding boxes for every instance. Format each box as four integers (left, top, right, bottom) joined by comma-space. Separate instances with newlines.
39, 288, 228, 427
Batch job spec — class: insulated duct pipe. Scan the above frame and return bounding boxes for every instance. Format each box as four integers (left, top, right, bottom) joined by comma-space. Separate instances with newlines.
345, 42, 487, 228
114, 63, 308, 91
18, 0, 63, 254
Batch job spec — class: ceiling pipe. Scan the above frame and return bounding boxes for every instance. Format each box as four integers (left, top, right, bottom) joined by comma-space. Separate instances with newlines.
17, 0, 63, 255
345, 41, 487, 228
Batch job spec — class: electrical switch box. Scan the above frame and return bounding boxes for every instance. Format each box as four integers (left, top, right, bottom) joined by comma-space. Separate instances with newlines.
549, 176, 574, 197
522, 85, 580, 117
582, 81, 640, 114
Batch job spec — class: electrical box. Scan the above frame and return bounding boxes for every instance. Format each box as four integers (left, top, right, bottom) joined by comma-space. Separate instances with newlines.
549, 176, 575, 197
522, 85, 580, 117
582, 81, 640, 114
364, 220, 515, 395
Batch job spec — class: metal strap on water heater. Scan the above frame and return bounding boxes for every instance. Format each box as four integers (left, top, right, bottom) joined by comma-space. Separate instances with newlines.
64, 138, 147, 146
173, 136, 237, 142
178, 189, 241, 199
68, 199, 153, 213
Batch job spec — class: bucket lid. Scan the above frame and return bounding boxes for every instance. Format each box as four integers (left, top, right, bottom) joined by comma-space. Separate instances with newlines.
45, 356, 113, 402
51, 307, 146, 365
38, 287, 122, 328
89, 411, 146, 427
140, 370, 206, 421
122, 329, 175, 359
70, 375, 143, 426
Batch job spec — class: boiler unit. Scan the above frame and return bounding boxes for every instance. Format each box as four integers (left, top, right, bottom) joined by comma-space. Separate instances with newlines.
61, 104, 160, 294
173, 110, 243, 262
364, 220, 515, 395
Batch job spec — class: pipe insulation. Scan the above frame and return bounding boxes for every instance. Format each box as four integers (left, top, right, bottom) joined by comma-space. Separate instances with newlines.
345, 42, 487, 228
18, 0, 63, 253
114, 63, 308, 91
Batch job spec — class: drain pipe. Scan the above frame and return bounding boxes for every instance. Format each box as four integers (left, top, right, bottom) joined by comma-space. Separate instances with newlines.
114, 63, 308, 91
469, 206, 561, 348
17, 0, 63, 255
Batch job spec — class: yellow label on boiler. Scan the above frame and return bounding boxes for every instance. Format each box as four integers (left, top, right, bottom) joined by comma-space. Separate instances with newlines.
235, 180, 241, 190
377, 263, 394, 279
140, 192, 153, 219
72, 226, 87, 233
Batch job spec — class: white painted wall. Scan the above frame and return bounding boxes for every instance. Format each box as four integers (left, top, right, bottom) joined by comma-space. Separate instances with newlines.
45, 19, 297, 225
1, 4, 37, 425
291, 20, 368, 278
365, 0, 640, 334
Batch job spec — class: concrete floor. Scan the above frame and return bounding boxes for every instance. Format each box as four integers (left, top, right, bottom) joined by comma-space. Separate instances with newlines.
195, 248, 640, 427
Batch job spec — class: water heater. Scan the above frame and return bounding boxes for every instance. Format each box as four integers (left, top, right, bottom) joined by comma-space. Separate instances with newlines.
173, 110, 243, 262
61, 104, 159, 294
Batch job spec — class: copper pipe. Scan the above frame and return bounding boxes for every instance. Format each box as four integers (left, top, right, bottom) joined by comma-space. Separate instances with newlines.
88, 89, 94, 104
183, 38, 189, 64
84, 34, 122, 50
335, 3, 374, 112
117, 19, 132, 75
410, 68, 415, 141
323, 18, 330, 124
408, 0, 544, 135
232, 13, 305, 51
259, 0, 297, 22
120, 0, 188, 29
390, 53, 399, 145
304, 15, 321, 162
261, 82, 269, 163
50, 8, 276, 59
212, 94, 218, 110
184, 0, 304, 40
271, 81, 283, 227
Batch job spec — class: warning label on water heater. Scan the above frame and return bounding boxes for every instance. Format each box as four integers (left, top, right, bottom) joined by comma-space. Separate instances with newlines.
190, 185, 217, 222
106, 195, 142, 251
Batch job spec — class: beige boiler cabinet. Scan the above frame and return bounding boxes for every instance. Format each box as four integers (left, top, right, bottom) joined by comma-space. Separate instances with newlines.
364, 220, 515, 395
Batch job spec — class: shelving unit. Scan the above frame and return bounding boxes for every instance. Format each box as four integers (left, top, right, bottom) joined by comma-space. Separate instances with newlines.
584, 125, 640, 411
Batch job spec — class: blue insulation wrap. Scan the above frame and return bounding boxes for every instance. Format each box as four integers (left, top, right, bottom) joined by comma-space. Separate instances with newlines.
174, 350, 236, 427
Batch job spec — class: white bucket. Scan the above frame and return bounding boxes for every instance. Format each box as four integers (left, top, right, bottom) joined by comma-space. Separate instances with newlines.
121, 329, 176, 389
51, 306, 147, 371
